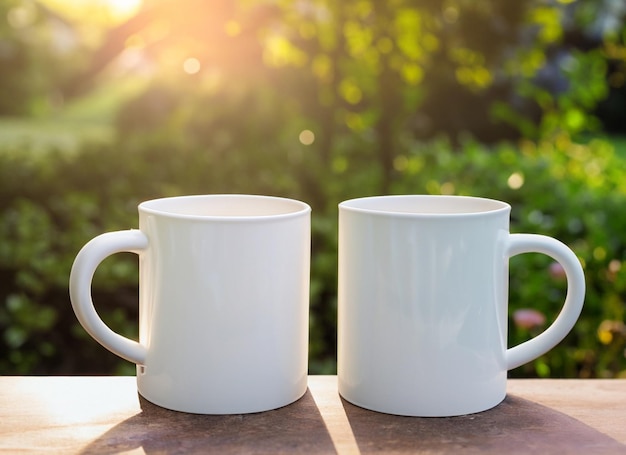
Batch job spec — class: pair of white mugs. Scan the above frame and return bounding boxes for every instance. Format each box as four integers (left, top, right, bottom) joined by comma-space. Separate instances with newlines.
69, 194, 585, 417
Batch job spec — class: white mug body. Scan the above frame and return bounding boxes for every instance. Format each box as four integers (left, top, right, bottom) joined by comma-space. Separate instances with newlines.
70, 195, 310, 414
337, 195, 584, 417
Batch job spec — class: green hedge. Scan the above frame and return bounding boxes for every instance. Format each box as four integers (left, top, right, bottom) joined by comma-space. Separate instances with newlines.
1, 132, 625, 377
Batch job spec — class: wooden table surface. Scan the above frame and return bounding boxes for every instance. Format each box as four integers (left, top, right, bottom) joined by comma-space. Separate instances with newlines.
0, 376, 624, 454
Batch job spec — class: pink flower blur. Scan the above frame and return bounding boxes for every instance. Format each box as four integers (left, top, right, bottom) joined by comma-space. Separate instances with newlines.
549, 262, 566, 280
513, 308, 547, 330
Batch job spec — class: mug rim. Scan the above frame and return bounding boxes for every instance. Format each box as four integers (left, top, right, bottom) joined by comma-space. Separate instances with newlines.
339, 195, 510, 217
138, 194, 311, 221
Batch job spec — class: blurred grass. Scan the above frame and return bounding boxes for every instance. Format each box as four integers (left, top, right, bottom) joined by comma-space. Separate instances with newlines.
0, 77, 147, 155
0, 118, 113, 155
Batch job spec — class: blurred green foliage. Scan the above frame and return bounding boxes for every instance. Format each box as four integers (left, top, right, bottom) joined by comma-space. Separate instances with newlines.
1, 0, 625, 377
2, 126, 626, 377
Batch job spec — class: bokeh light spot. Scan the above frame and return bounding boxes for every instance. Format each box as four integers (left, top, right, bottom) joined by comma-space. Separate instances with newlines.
443, 6, 459, 24
299, 130, 315, 145
183, 58, 201, 74
225, 20, 241, 37
507, 172, 524, 189
7, 4, 37, 29
440, 182, 455, 195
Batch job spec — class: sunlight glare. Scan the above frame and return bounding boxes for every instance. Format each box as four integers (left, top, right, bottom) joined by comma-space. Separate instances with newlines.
38, 0, 143, 25
101, 0, 142, 21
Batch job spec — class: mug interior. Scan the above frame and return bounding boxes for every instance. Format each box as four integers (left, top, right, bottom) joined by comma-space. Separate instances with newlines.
139, 194, 310, 218
340, 195, 509, 215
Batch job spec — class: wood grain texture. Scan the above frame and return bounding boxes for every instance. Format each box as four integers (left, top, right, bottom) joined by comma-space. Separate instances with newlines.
0, 377, 624, 454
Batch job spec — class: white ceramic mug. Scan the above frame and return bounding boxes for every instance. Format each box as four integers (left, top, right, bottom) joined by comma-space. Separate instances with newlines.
70, 194, 311, 414
338, 195, 585, 417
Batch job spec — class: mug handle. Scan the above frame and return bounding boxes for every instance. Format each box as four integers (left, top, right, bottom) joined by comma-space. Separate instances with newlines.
69, 230, 148, 365
505, 234, 585, 370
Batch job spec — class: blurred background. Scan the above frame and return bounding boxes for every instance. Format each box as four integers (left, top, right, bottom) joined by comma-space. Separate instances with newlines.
0, 0, 625, 377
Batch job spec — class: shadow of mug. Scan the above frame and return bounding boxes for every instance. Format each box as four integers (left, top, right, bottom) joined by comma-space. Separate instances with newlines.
80, 388, 335, 454
341, 394, 625, 454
